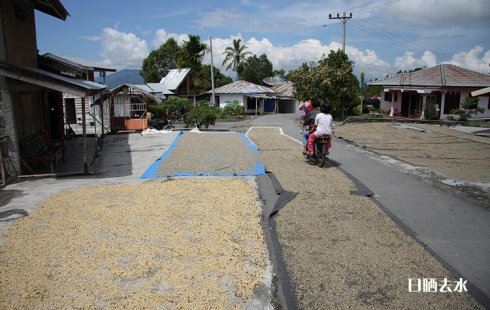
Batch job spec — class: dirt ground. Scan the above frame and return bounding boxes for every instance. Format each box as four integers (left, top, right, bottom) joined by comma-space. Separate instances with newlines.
0, 179, 267, 309
334, 122, 490, 183
155, 132, 262, 177
248, 127, 482, 309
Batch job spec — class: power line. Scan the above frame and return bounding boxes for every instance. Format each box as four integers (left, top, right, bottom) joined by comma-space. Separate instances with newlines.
347, 0, 387, 11
350, 20, 431, 54
350, 0, 402, 13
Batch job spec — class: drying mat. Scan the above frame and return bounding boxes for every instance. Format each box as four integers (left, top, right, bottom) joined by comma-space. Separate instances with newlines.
141, 131, 265, 178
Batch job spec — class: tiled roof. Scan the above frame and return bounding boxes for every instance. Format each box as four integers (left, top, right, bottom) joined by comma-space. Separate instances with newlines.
159, 68, 191, 90
211, 80, 276, 94
272, 81, 295, 98
368, 64, 490, 88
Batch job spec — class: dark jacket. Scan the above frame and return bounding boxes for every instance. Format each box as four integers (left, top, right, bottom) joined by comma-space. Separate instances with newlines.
304, 109, 320, 126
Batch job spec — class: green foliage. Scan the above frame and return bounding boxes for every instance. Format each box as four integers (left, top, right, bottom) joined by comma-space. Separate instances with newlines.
360, 85, 382, 99
179, 34, 207, 73
450, 96, 484, 121
424, 102, 438, 120
165, 96, 190, 112
222, 39, 252, 79
220, 100, 245, 118
396, 67, 424, 74
273, 69, 286, 78
147, 96, 190, 118
197, 64, 233, 95
140, 38, 181, 83
288, 50, 360, 119
186, 100, 218, 128
147, 104, 165, 119
353, 105, 362, 115
241, 54, 274, 85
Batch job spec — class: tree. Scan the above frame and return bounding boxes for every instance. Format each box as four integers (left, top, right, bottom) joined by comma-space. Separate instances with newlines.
360, 72, 366, 88
222, 39, 251, 80
273, 69, 286, 79
140, 38, 181, 83
289, 50, 359, 120
241, 54, 273, 85
196, 64, 233, 95
179, 34, 207, 72
396, 67, 424, 74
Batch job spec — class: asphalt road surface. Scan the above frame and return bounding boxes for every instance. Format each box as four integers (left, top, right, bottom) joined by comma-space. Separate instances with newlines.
250, 113, 490, 306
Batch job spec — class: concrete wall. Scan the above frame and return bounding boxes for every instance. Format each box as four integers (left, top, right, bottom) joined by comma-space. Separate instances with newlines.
380, 90, 401, 113
218, 94, 245, 107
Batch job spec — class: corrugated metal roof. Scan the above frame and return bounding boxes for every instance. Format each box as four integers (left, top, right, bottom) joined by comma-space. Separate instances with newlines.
369, 64, 490, 88
42, 53, 116, 72
145, 83, 174, 95
272, 81, 295, 98
159, 68, 191, 90
0, 62, 106, 97
211, 80, 276, 94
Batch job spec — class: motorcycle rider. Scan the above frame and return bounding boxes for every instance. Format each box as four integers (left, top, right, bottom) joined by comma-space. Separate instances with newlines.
307, 102, 333, 156
302, 100, 321, 155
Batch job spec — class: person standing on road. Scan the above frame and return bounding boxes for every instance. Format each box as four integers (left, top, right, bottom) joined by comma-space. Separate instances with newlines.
299, 100, 312, 125
302, 100, 321, 155
307, 102, 333, 156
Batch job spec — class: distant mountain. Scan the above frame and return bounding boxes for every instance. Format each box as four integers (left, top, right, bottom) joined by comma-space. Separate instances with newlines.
95, 69, 145, 89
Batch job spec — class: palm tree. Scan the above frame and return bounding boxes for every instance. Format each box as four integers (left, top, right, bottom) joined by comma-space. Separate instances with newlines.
222, 39, 251, 80
180, 34, 207, 72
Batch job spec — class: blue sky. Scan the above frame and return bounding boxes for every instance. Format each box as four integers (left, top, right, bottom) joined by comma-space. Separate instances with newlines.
35, 0, 490, 80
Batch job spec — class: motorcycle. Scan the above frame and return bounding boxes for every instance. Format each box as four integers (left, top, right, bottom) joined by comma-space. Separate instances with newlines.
303, 124, 330, 167
148, 116, 174, 130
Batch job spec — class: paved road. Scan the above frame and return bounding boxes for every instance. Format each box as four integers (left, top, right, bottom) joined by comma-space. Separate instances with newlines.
249, 113, 490, 305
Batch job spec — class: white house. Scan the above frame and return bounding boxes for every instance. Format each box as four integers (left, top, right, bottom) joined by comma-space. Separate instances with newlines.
210, 80, 276, 114
369, 64, 490, 120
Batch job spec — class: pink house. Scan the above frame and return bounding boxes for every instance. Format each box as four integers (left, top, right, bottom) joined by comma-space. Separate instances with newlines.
369, 64, 490, 120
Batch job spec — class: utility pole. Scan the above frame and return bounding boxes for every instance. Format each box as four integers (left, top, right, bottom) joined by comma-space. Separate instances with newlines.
328, 12, 352, 52
209, 36, 216, 106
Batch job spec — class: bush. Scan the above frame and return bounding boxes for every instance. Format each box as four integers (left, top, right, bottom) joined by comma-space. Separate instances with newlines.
353, 105, 362, 115
450, 96, 484, 121
221, 100, 245, 118
164, 96, 190, 113
186, 100, 218, 128
147, 96, 190, 119
147, 104, 165, 118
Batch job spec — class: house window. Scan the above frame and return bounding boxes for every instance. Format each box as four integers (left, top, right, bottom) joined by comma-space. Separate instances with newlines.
444, 92, 461, 114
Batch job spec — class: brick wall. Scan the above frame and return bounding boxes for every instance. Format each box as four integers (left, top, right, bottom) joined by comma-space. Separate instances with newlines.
0, 0, 37, 67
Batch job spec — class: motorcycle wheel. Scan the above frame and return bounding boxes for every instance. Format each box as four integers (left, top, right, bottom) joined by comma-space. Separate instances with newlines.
316, 144, 327, 167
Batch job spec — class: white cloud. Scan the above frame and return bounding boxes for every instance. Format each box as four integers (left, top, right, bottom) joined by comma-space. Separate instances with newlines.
152, 29, 189, 48
446, 46, 490, 73
86, 28, 149, 70
394, 51, 437, 71
81, 27, 489, 81
202, 33, 392, 79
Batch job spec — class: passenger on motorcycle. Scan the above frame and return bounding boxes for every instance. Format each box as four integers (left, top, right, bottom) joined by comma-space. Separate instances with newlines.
307, 102, 332, 156
302, 100, 321, 155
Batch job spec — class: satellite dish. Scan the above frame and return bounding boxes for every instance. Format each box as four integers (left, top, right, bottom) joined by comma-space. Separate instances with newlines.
263, 76, 285, 86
